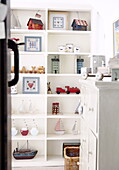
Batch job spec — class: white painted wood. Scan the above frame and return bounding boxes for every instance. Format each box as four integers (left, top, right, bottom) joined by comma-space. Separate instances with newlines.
11, 6, 93, 168
80, 78, 119, 170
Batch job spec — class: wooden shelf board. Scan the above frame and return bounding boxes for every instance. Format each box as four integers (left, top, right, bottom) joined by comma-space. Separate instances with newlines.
11, 29, 46, 34
47, 74, 81, 77
11, 114, 45, 119
12, 155, 65, 167
12, 134, 45, 140
11, 51, 46, 55
47, 114, 81, 119
47, 52, 91, 55
11, 94, 45, 97
47, 30, 91, 35
47, 94, 81, 97
12, 155, 46, 167
47, 133, 81, 140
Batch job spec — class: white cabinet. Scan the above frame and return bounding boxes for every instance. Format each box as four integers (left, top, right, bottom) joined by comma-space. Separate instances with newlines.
10, 6, 94, 168
80, 79, 119, 170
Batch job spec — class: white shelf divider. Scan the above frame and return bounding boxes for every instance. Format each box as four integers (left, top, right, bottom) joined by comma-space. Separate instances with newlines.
11, 29, 46, 34
11, 114, 45, 119
12, 134, 45, 141
47, 52, 91, 55
47, 133, 81, 140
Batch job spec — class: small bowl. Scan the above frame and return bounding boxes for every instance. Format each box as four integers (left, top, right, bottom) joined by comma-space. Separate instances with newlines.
20, 128, 29, 136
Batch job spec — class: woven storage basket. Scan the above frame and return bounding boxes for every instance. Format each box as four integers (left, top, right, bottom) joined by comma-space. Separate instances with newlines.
64, 146, 80, 170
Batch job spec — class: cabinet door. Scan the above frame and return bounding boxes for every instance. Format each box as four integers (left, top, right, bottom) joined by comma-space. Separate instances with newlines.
88, 130, 96, 170
80, 119, 88, 170
82, 86, 97, 133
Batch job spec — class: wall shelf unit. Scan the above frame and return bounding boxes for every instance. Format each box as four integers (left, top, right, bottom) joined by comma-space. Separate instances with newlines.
10, 6, 94, 168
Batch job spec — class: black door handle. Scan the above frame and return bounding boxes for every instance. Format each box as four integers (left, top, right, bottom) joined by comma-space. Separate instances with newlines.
8, 39, 19, 87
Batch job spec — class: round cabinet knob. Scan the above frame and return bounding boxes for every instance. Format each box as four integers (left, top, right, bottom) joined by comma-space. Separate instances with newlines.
96, 72, 103, 81
89, 151, 93, 155
81, 72, 88, 80
82, 139, 86, 142
88, 107, 94, 112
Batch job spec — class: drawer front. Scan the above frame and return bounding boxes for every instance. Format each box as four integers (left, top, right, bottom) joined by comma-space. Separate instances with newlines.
81, 86, 97, 133
88, 130, 97, 170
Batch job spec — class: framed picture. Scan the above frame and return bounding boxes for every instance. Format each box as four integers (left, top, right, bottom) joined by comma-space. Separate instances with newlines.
48, 11, 68, 30
24, 36, 42, 52
113, 18, 119, 57
23, 77, 40, 94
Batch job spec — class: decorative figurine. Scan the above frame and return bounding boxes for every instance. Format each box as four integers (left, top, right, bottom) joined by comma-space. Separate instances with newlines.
47, 82, 52, 94
66, 43, 74, 53
13, 140, 38, 160
56, 86, 80, 94
54, 118, 65, 135
19, 100, 25, 114
52, 103, 59, 115
72, 121, 78, 135
37, 66, 45, 74
11, 127, 18, 136
11, 85, 17, 94
27, 18, 43, 30
71, 19, 88, 31
74, 46, 80, 53
77, 57, 84, 74
51, 56, 60, 74
58, 45, 66, 52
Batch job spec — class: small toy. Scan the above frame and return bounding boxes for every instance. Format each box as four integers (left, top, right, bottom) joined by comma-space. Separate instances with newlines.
31, 66, 37, 73
20, 66, 28, 73
19, 66, 45, 74
47, 82, 52, 94
52, 103, 59, 115
11, 66, 14, 73
66, 43, 74, 53
27, 18, 43, 30
37, 66, 45, 74
71, 19, 88, 31
74, 46, 80, 53
72, 121, 78, 135
54, 118, 65, 135
56, 86, 80, 94
77, 57, 84, 74
51, 56, 60, 74
11, 85, 17, 94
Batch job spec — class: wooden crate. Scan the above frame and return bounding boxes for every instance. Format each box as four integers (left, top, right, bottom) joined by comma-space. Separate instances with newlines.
64, 147, 80, 170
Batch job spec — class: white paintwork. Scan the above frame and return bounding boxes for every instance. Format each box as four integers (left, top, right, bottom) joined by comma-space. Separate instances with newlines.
80, 78, 119, 170
10, 6, 95, 168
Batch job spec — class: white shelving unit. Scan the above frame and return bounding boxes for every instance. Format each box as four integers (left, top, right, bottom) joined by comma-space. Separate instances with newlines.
10, 6, 93, 168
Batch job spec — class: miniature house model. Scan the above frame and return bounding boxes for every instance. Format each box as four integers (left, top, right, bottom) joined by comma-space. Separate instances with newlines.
27, 18, 43, 30
71, 19, 88, 31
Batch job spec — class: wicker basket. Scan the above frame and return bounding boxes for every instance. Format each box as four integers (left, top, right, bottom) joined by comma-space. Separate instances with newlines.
64, 146, 80, 170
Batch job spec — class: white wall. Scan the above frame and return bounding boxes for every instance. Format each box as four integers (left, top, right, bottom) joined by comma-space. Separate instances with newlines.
11, 0, 119, 63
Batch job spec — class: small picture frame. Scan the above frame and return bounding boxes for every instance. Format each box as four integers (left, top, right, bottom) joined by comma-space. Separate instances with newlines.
24, 36, 42, 52
23, 77, 40, 94
48, 11, 68, 30
113, 18, 119, 57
